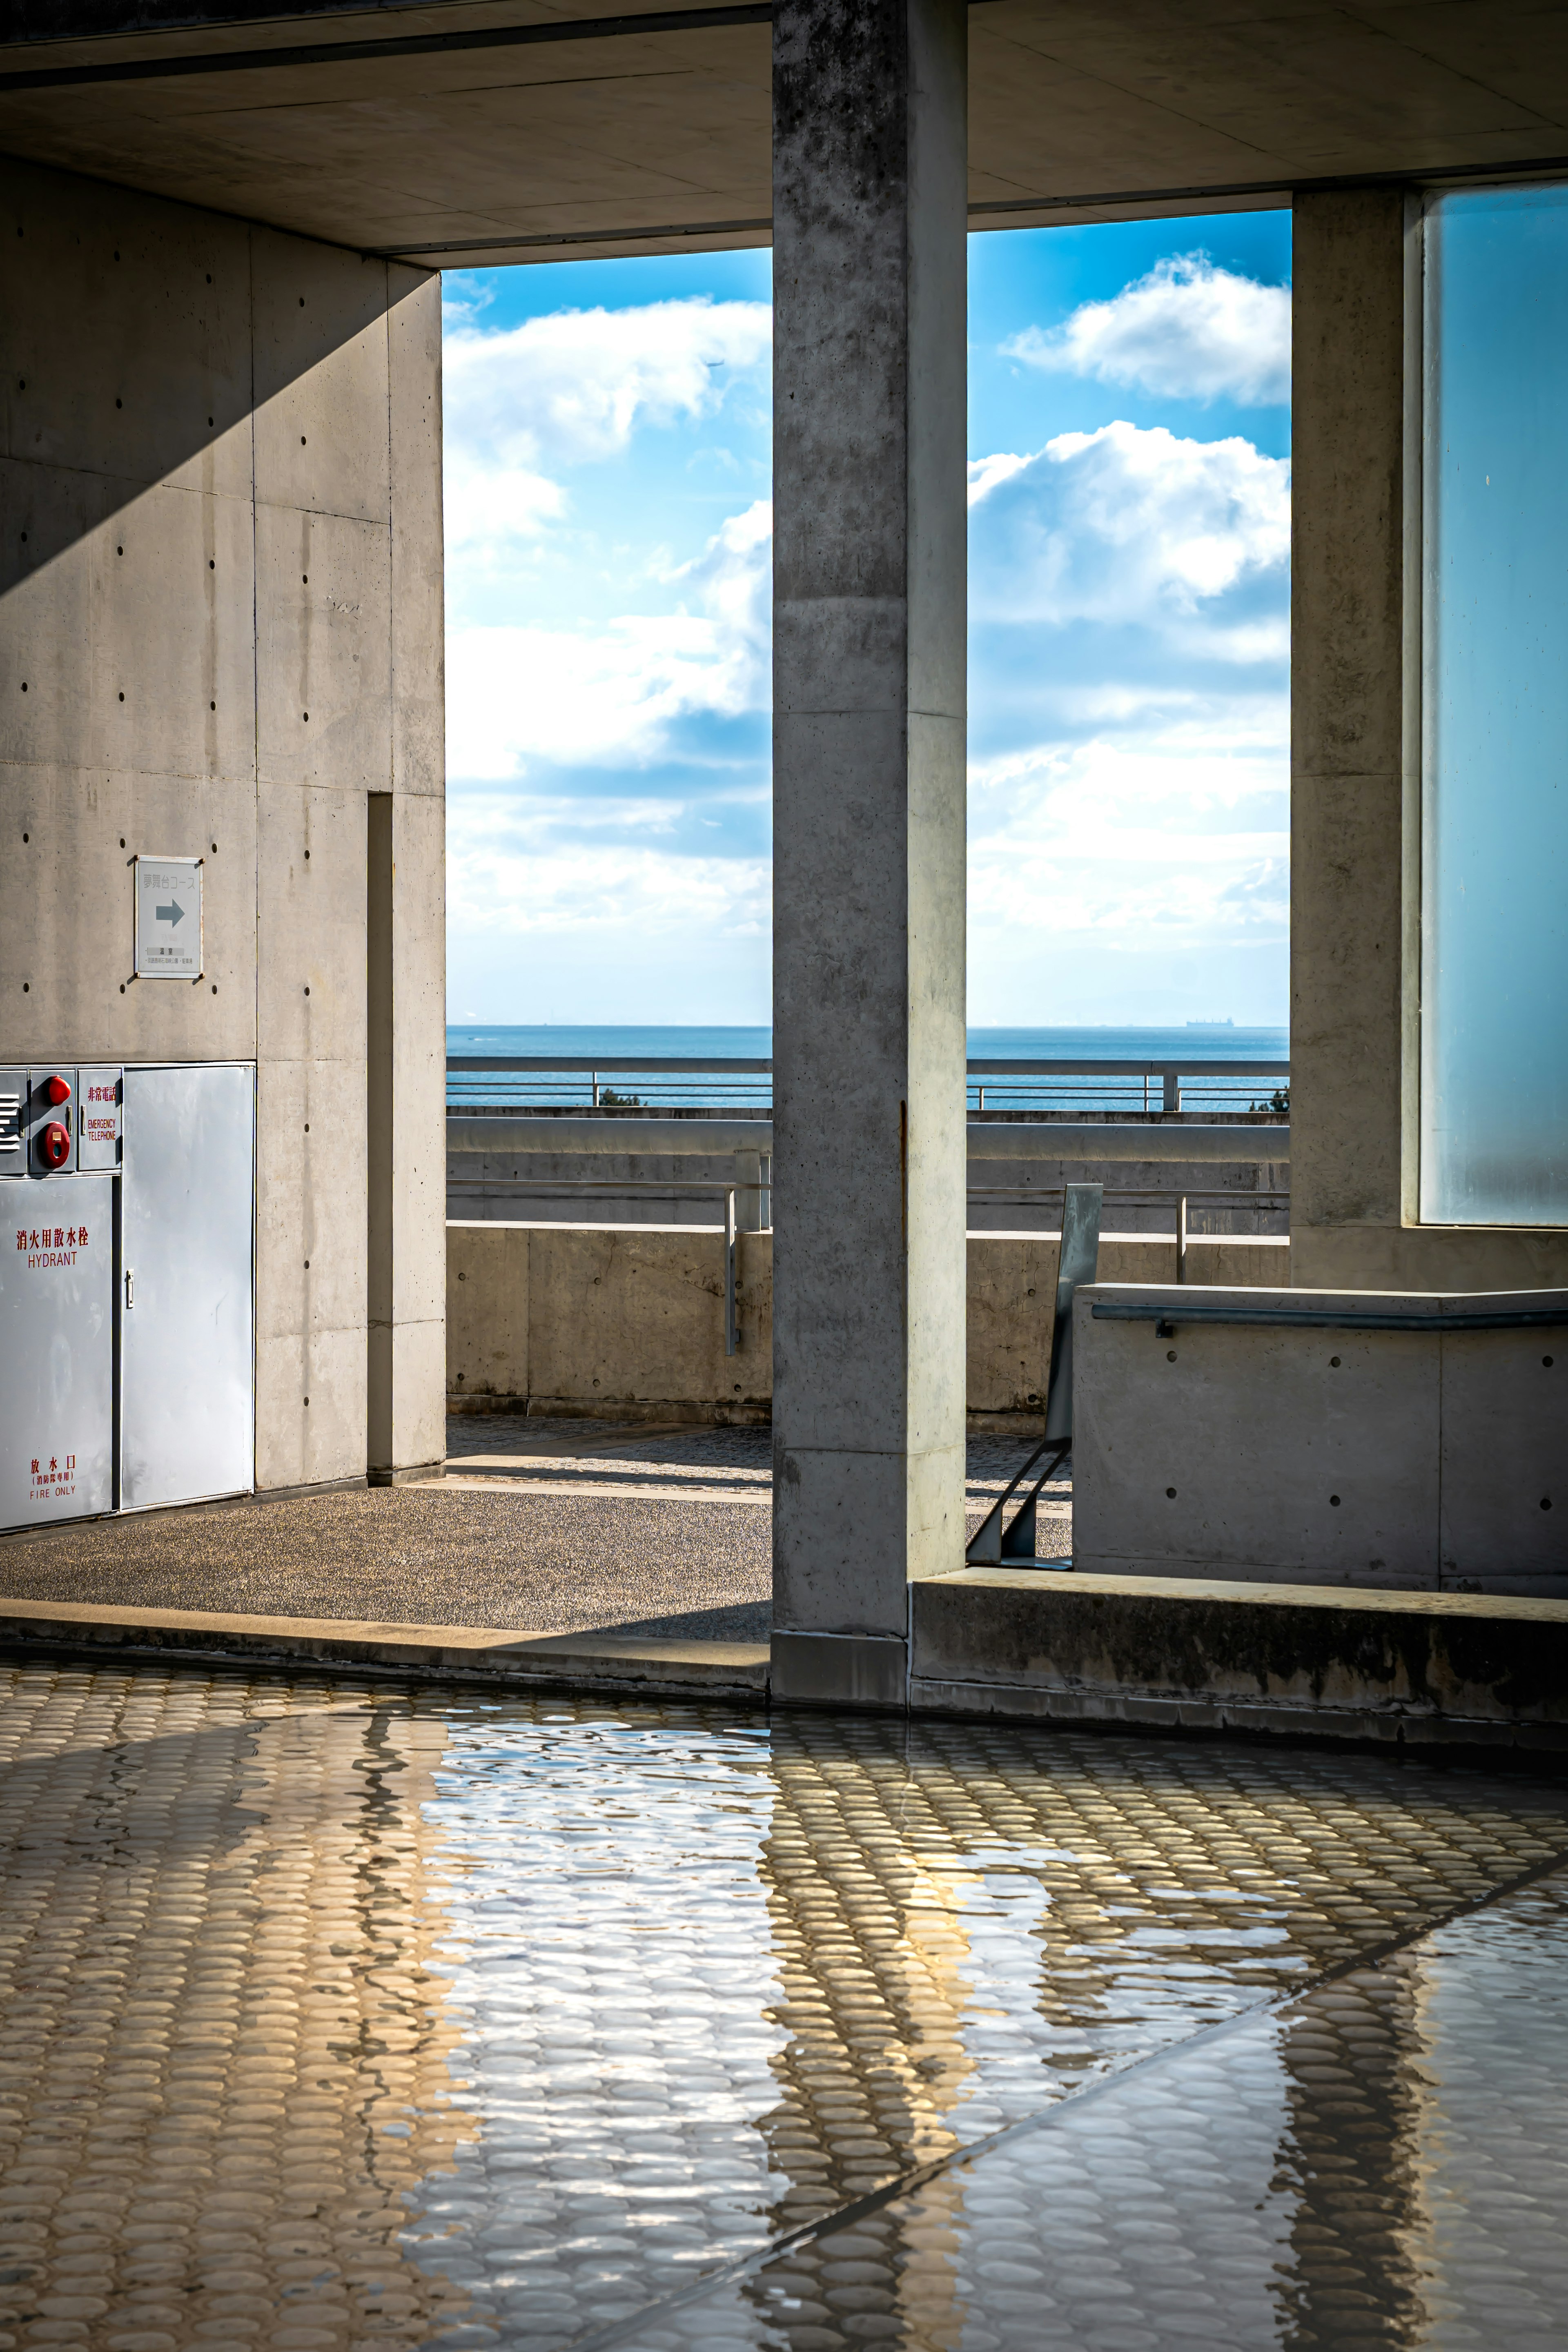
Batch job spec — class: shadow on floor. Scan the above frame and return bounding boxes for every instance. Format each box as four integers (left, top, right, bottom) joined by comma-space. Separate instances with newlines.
600, 1600, 772, 1642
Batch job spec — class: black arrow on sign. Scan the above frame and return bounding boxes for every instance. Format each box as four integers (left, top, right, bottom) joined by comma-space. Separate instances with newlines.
155, 900, 185, 925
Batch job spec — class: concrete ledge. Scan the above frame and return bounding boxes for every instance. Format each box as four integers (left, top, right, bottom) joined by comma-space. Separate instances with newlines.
446, 1393, 771, 1427
910, 1569, 1568, 1746
9, 1580, 1568, 1749
0, 1600, 768, 1702
771, 1630, 907, 1711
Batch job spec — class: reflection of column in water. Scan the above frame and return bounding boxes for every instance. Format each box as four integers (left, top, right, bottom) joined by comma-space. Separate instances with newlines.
1270, 1962, 1432, 2346
752, 1740, 982, 2220
743, 1732, 1020, 2352
235, 1695, 480, 2330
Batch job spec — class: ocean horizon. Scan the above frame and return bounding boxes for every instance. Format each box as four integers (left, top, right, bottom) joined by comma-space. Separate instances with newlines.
447, 1022, 1289, 1111
448, 1022, 1289, 1060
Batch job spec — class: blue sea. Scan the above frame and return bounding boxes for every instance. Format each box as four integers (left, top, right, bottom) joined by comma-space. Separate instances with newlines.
447, 1024, 1289, 1114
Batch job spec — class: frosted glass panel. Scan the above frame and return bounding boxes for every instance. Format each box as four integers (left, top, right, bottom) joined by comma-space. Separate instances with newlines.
1422, 187, 1568, 1225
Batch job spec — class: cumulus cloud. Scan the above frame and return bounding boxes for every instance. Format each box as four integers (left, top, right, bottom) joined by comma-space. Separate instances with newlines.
969, 419, 1289, 645
964, 421, 1289, 970
449, 786, 770, 941
968, 726, 1289, 944
1005, 255, 1291, 407
447, 499, 772, 780
442, 296, 771, 579
445, 296, 772, 474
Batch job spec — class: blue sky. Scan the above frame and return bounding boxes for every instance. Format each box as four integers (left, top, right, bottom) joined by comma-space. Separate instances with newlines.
443, 212, 1292, 1026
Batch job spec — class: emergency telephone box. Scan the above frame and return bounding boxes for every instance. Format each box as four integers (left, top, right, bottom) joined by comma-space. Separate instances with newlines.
0, 1061, 255, 1532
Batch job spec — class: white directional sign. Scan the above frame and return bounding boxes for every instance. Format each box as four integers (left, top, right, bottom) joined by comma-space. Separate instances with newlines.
134, 855, 203, 980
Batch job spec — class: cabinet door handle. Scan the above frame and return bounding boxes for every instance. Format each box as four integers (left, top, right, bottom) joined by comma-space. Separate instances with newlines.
125, 1268, 134, 1309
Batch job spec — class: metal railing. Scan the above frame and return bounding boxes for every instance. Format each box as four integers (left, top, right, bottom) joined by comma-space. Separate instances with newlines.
446, 1117, 1291, 1263
446, 1053, 1290, 1118
446, 1114, 1290, 1162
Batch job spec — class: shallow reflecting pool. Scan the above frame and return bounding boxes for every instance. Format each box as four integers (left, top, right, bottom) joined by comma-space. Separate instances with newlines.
0, 1665, 1566, 2348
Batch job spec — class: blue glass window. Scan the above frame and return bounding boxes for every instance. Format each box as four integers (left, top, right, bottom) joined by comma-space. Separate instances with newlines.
1422, 186, 1568, 1225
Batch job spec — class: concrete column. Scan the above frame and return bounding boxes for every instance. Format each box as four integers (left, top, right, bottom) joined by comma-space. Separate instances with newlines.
1290, 190, 1410, 1287
771, 0, 969, 1707
368, 269, 447, 1483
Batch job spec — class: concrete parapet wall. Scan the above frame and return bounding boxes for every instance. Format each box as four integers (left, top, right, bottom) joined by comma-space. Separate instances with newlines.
448, 1120, 1290, 1237
1074, 1282, 1568, 1597
447, 1222, 1289, 1423
449, 1219, 773, 1423
910, 1570, 1568, 1747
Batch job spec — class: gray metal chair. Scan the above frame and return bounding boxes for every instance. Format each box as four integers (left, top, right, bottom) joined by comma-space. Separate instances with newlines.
965, 1182, 1102, 1567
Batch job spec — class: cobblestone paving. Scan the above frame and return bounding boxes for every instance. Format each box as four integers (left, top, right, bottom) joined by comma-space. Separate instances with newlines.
662, 1878, 1568, 2352
2, 1664, 1568, 2348
0, 1424, 1072, 1638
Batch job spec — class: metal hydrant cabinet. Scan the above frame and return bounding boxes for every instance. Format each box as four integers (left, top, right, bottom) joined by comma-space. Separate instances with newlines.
0, 1061, 256, 1533
1, 1174, 116, 1530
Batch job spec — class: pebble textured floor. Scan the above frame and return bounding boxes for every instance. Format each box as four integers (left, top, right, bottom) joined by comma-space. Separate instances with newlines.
0, 1422, 1069, 1639
665, 1877, 1568, 2351
2, 1665, 1568, 2348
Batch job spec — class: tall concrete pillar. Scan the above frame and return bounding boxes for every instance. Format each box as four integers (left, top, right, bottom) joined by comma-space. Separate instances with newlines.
771, 0, 969, 1706
1290, 189, 1411, 1291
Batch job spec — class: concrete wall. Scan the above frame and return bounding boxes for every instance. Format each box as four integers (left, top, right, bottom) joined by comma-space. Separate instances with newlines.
448, 1125, 1289, 1237
448, 1221, 1288, 1424
1291, 188, 1568, 1294
1074, 1281, 1568, 1597
0, 152, 445, 1490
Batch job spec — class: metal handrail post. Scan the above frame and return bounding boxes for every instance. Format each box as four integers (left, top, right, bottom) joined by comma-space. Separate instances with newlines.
724, 1185, 739, 1356
966, 1182, 1103, 1567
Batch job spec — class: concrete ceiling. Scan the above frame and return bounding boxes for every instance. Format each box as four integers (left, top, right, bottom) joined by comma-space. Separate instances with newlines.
2, 0, 1568, 264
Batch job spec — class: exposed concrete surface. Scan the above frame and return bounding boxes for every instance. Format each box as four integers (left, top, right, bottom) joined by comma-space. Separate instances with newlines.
447, 1220, 1290, 1423
771, 0, 969, 1681
0, 151, 446, 1489
1074, 1282, 1568, 1597
913, 1567, 1568, 1746
7, 5, 1568, 265
450, 1218, 772, 1421
448, 1117, 1291, 1236
1290, 187, 1408, 1263
7, 1557, 1568, 1749
0, 1599, 771, 1697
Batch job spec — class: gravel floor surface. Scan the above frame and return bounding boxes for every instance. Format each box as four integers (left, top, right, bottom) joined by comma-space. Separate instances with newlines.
0, 1416, 1071, 1634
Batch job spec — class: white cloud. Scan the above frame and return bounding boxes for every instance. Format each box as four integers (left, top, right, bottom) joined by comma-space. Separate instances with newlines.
969, 419, 1289, 644
449, 787, 770, 941
967, 450, 1031, 506
445, 462, 565, 555
443, 295, 772, 586
447, 499, 772, 780
1005, 255, 1291, 407
968, 727, 1288, 944
444, 296, 772, 477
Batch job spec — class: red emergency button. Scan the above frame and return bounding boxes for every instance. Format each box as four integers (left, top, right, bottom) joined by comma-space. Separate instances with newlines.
40, 1121, 71, 1169
45, 1073, 71, 1107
